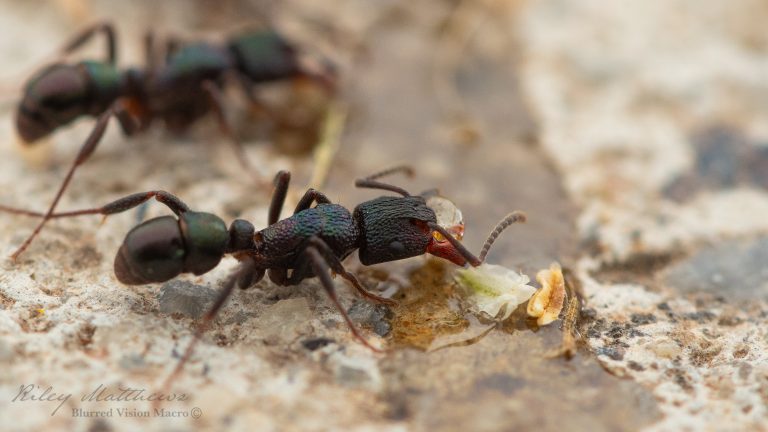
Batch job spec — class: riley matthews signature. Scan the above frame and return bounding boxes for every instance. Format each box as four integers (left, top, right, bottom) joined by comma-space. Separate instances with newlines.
11, 384, 189, 416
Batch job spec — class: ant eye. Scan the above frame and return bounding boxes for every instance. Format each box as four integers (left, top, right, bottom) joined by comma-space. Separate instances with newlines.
432, 230, 448, 242
389, 241, 405, 254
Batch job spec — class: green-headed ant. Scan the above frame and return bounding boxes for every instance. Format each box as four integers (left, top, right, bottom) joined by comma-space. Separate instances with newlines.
9, 22, 335, 260
0, 167, 525, 386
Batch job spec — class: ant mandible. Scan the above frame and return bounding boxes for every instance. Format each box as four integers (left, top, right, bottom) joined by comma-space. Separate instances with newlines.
9, 22, 335, 261
2, 166, 525, 385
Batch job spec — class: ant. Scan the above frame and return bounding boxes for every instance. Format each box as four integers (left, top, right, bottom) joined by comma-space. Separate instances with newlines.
2, 166, 525, 386
8, 22, 335, 260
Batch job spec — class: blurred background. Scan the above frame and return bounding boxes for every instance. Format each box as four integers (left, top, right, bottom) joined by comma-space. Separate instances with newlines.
0, 0, 766, 431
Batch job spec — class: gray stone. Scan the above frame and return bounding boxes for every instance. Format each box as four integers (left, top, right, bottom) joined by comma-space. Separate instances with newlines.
347, 300, 392, 336
157, 280, 218, 319
663, 237, 768, 301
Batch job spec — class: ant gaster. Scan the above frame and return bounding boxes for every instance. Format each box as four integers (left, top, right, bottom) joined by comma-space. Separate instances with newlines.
2, 167, 525, 386
8, 22, 335, 260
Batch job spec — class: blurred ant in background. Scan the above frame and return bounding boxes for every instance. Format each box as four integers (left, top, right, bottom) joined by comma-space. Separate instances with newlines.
7, 21, 336, 260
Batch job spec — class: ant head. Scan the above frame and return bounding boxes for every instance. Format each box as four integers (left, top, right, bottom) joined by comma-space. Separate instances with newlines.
114, 212, 229, 285
354, 195, 469, 266
16, 64, 90, 143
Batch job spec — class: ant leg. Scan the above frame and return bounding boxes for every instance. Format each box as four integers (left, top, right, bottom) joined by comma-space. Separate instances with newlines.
201, 80, 267, 186
294, 189, 331, 213
234, 74, 300, 127
295, 53, 338, 93
268, 171, 291, 225
267, 190, 332, 285
158, 258, 264, 394
266, 171, 291, 285
143, 31, 157, 74
59, 21, 116, 65
307, 236, 397, 306
165, 37, 182, 62
8, 108, 118, 260
354, 165, 414, 197
144, 31, 183, 74
304, 246, 383, 352
0, 190, 190, 220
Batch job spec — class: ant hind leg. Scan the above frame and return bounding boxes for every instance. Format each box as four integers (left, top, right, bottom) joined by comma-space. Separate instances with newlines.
59, 21, 117, 65
157, 258, 264, 397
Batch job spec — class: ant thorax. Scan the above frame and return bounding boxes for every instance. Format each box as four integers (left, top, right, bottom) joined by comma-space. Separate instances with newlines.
425, 195, 465, 242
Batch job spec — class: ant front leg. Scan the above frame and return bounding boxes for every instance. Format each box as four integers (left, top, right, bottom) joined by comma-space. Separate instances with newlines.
305, 236, 397, 306
266, 179, 333, 286
303, 246, 384, 353
268, 171, 291, 225
265, 170, 292, 285
59, 21, 117, 65
201, 80, 269, 188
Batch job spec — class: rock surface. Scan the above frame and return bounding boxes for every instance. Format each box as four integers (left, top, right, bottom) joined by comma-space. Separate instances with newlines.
0, 0, 765, 431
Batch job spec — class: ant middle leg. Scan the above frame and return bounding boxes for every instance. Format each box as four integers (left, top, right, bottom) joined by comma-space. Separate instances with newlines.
294, 189, 331, 213
268, 171, 291, 225
305, 236, 397, 306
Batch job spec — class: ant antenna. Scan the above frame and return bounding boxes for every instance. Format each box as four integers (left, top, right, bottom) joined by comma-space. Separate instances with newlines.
479, 212, 526, 262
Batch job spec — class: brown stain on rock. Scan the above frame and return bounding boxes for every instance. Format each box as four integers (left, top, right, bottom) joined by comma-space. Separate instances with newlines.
390, 260, 468, 350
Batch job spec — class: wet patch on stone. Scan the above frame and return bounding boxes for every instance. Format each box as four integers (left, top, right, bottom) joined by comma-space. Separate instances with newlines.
389, 260, 468, 350
347, 300, 393, 336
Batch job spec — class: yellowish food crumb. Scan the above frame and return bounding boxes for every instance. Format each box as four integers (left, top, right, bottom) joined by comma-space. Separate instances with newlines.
527, 262, 566, 326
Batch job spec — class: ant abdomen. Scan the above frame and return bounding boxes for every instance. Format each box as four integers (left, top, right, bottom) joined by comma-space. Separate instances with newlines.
114, 212, 229, 285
